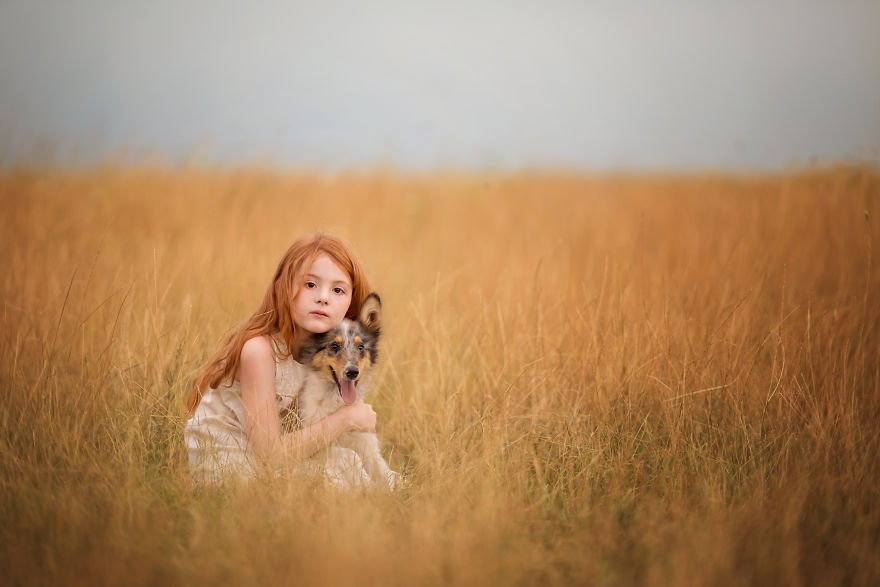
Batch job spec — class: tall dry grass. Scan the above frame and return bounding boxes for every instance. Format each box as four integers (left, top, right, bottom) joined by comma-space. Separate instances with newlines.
1, 165, 878, 585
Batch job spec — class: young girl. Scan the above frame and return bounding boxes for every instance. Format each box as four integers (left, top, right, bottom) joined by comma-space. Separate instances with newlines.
184, 233, 381, 484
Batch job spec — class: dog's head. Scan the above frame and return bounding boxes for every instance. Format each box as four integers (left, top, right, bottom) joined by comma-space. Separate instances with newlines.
299, 293, 382, 405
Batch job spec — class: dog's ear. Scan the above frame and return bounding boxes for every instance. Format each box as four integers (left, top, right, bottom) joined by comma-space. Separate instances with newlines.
359, 293, 382, 333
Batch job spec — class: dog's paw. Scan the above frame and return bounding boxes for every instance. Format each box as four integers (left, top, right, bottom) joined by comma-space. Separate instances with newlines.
386, 470, 406, 491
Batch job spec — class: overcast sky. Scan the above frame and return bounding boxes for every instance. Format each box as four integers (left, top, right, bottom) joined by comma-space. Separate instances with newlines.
1, 1, 878, 170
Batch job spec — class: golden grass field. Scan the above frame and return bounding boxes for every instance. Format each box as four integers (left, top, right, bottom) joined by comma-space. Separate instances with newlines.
1, 165, 878, 585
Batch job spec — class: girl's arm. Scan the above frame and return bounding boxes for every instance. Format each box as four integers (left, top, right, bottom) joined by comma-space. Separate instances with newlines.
238, 335, 376, 461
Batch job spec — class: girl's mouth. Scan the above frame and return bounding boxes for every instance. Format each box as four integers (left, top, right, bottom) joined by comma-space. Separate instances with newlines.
310, 311, 329, 318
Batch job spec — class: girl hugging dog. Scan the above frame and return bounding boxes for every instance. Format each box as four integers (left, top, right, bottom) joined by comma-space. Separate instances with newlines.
184, 233, 399, 488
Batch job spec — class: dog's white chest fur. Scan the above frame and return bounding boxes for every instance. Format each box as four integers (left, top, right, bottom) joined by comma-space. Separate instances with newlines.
296, 368, 372, 428
296, 373, 398, 490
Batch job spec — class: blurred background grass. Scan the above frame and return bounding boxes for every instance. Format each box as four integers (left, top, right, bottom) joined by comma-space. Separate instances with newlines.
1, 165, 878, 585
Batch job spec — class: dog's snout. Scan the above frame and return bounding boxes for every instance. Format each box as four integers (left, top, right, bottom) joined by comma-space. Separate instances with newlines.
344, 366, 359, 380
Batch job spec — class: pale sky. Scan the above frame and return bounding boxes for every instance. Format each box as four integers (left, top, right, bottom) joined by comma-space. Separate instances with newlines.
1, 1, 878, 170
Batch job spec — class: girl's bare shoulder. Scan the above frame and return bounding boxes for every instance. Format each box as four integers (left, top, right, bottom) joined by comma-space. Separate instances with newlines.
241, 335, 275, 362
237, 335, 276, 381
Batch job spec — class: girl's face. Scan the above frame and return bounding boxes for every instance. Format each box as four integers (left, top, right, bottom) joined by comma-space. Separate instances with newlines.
291, 253, 353, 335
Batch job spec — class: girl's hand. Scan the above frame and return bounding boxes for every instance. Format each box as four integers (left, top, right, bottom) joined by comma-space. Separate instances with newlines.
341, 400, 377, 433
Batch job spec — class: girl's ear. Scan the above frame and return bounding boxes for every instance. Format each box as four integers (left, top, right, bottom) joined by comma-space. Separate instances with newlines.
359, 293, 382, 333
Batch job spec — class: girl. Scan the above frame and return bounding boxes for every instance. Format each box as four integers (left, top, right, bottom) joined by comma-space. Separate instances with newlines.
184, 233, 381, 484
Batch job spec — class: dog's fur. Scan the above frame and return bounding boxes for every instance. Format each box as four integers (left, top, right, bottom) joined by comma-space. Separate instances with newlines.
295, 293, 400, 489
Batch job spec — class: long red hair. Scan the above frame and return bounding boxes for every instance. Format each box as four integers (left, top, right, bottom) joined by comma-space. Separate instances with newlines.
186, 233, 371, 414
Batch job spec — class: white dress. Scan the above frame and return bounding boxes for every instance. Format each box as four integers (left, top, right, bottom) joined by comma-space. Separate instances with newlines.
184, 337, 371, 486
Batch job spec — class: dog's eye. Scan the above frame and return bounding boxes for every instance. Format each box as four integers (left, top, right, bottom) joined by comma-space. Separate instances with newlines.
330, 342, 341, 352
357, 344, 365, 352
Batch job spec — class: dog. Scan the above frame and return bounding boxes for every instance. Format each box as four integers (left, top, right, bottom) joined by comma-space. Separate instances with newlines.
295, 293, 401, 489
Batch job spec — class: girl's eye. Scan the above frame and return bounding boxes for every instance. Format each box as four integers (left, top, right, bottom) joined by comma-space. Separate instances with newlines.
304, 281, 316, 289
333, 287, 346, 295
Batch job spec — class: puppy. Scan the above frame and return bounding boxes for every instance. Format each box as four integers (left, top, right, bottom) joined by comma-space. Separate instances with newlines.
296, 293, 401, 489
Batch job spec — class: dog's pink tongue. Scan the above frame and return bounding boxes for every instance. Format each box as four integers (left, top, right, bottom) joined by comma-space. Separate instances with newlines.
340, 380, 357, 405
